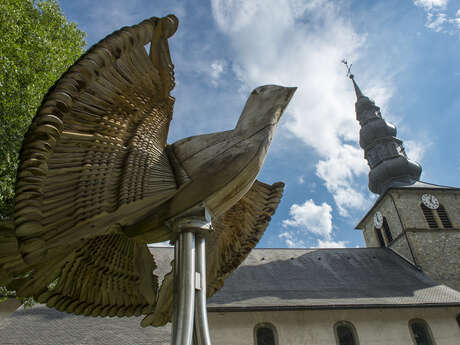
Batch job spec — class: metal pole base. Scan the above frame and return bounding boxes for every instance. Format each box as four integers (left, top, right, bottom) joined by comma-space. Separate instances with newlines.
170, 210, 213, 345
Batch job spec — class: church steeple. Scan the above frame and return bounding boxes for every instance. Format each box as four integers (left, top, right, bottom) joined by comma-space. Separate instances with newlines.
344, 63, 422, 195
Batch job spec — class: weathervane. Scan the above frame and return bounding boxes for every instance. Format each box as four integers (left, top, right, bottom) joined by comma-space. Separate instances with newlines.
341, 59, 354, 79
0, 15, 295, 345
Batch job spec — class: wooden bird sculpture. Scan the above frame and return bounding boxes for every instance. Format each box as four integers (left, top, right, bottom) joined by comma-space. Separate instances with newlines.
0, 15, 295, 327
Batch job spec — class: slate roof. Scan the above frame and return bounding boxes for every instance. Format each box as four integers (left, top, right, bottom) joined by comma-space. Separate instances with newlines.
396, 180, 458, 190
207, 248, 460, 311
1, 247, 459, 344
0, 305, 171, 345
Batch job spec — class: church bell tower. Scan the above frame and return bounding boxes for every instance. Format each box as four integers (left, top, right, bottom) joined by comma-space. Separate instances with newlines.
347, 68, 460, 291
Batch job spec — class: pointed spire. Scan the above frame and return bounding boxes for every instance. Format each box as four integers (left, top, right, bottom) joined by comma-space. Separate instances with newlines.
349, 74, 365, 100
343, 61, 422, 195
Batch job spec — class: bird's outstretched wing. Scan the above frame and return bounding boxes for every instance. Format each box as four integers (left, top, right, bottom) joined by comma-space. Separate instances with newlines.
1, 16, 180, 317
8, 230, 158, 318
143, 180, 284, 327
13, 16, 178, 266
206, 180, 284, 295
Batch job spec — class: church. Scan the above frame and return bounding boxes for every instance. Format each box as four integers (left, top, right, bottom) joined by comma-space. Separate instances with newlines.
0, 76, 459, 345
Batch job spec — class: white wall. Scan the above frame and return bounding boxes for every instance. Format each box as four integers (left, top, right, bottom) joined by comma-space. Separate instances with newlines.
209, 307, 460, 345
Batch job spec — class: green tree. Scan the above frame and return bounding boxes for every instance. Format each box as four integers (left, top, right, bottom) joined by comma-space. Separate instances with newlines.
0, 0, 86, 218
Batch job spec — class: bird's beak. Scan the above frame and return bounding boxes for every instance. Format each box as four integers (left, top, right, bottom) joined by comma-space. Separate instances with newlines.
279, 86, 297, 115
286, 87, 297, 103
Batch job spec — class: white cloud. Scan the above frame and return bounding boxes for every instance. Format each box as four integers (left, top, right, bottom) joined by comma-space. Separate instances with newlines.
315, 239, 349, 248
282, 199, 333, 239
426, 12, 448, 31
413, 0, 448, 11
210, 60, 227, 86
453, 9, 460, 29
405, 140, 427, 163
278, 231, 306, 248
316, 144, 369, 215
413, 0, 460, 33
332, 186, 370, 217
298, 175, 305, 184
315, 145, 367, 191
211, 0, 380, 216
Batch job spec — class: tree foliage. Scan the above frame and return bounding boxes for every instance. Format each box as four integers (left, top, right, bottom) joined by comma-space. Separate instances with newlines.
0, 0, 86, 218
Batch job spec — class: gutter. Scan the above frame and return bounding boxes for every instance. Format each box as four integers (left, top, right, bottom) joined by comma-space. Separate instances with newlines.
208, 303, 460, 313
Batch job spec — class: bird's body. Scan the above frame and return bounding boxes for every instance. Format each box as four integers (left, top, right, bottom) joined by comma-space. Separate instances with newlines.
125, 85, 295, 243
0, 15, 295, 326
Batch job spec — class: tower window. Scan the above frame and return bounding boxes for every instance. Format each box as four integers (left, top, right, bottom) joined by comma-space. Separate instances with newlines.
421, 204, 438, 229
334, 321, 359, 345
374, 228, 385, 247
382, 217, 393, 243
409, 319, 435, 345
437, 205, 452, 228
254, 323, 278, 345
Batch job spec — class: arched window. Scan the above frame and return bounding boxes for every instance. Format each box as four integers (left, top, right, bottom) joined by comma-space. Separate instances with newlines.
437, 205, 452, 228
254, 323, 278, 345
409, 319, 435, 345
456, 313, 460, 327
334, 321, 359, 345
421, 204, 438, 229
382, 217, 393, 244
374, 227, 385, 247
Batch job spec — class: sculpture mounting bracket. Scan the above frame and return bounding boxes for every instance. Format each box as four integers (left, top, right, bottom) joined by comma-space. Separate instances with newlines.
166, 204, 213, 345
166, 204, 214, 236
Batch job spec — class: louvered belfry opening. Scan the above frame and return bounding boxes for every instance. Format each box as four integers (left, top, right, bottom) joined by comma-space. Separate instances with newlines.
375, 228, 386, 247
382, 217, 393, 244
421, 204, 438, 229
437, 204, 453, 228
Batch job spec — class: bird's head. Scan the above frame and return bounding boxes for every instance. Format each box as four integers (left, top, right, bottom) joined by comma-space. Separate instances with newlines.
236, 85, 297, 133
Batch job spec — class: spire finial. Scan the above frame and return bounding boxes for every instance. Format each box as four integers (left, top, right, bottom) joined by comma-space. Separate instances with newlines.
341, 59, 353, 79
342, 59, 364, 99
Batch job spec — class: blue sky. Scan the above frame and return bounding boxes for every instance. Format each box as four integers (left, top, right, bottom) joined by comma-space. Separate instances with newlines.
58, 0, 460, 248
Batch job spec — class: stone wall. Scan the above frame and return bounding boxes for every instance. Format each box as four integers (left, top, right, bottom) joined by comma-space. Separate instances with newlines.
358, 188, 460, 291
209, 307, 460, 345
361, 194, 407, 253
389, 235, 414, 264
390, 189, 460, 229
408, 230, 460, 291
391, 189, 460, 291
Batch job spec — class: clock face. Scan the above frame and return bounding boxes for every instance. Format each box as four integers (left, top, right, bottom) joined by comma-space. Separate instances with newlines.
421, 194, 439, 210
374, 211, 383, 229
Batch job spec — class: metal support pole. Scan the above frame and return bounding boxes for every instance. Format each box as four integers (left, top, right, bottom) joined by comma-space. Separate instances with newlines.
171, 239, 181, 344
194, 235, 212, 345
169, 206, 213, 345
172, 232, 195, 345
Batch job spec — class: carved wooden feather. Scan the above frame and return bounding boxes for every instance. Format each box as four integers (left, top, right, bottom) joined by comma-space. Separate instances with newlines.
0, 15, 294, 326
14, 16, 178, 265
144, 180, 284, 327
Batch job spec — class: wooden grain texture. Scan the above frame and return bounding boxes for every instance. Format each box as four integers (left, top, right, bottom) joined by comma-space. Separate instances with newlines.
0, 15, 295, 326
143, 180, 284, 327
14, 15, 179, 266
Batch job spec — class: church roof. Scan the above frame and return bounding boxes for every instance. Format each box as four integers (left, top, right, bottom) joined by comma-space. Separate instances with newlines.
1, 247, 459, 344
393, 180, 459, 190
0, 305, 171, 345
207, 247, 460, 311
